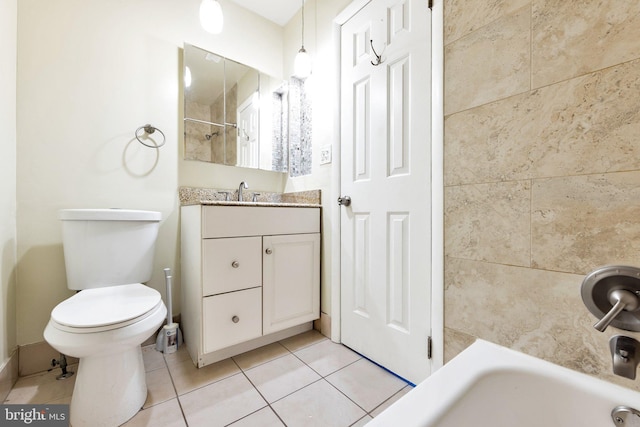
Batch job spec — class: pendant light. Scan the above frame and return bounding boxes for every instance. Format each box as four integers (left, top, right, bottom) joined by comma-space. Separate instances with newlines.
199, 0, 224, 34
184, 66, 192, 88
294, 0, 312, 79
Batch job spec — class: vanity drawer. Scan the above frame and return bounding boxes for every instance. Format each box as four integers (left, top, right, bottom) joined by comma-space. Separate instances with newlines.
202, 287, 262, 353
203, 236, 261, 296
202, 206, 320, 238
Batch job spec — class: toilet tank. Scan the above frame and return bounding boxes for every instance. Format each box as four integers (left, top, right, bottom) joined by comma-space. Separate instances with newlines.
59, 209, 162, 290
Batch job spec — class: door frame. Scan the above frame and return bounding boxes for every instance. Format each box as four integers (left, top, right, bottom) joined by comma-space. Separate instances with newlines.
330, 0, 444, 371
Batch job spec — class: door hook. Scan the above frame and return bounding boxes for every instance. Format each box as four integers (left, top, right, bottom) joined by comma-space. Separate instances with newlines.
370, 39, 384, 66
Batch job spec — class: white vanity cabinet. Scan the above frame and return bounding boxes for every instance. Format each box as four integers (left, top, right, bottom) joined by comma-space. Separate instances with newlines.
181, 204, 320, 368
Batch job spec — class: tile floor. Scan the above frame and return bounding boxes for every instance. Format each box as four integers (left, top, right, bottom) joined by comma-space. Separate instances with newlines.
4, 330, 412, 426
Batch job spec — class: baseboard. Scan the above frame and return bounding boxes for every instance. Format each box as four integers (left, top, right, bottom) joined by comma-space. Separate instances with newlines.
0, 348, 19, 401
314, 312, 331, 338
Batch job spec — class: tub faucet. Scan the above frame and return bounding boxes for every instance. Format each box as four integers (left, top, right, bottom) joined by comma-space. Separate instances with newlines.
610, 335, 640, 380
238, 181, 248, 202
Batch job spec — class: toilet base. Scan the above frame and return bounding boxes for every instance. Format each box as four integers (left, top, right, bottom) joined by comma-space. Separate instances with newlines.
70, 346, 147, 427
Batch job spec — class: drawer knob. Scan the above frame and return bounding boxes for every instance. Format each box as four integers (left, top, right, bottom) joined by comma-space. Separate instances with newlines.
231, 261, 239, 268
232, 315, 239, 323
265, 248, 273, 255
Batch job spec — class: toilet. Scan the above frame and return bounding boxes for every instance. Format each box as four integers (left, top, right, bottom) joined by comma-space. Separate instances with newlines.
44, 209, 167, 427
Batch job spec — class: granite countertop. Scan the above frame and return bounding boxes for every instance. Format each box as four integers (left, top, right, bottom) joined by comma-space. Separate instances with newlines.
179, 187, 322, 207
199, 200, 321, 208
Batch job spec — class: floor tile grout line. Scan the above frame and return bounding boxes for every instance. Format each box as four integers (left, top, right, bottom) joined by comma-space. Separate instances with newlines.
279, 333, 329, 354
8, 332, 400, 426
266, 377, 330, 425
233, 357, 290, 427
232, 342, 294, 373
350, 414, 372, 427
364, 384, 411, 419
322, 372, 371, 416
290, 345, 363, 381
229, 334, 336, 426
318, 355, 410, 419
161, 351, 191, 426
264, 376, 373, 427
165, 355, 246, 399
165, 338, 372, 425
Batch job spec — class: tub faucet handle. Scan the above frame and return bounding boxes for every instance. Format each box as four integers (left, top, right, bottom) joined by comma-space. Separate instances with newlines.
594, 289, 639, 332
581, 266, 640, 332
610, 335, 640, 380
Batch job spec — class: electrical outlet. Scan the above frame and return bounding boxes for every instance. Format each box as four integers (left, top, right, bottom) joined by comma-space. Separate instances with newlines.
320, 145, 332, 165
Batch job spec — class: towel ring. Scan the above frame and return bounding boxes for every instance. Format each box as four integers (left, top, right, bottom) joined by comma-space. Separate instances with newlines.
135, 124, 166, 148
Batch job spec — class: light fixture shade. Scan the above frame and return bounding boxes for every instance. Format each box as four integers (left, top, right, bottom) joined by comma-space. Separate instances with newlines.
200, 0, 223, 34
294, 48, 312, 79
184, 66, 192, 88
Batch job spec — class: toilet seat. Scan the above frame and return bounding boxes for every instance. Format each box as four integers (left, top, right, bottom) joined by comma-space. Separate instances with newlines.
51, 283, 162, 333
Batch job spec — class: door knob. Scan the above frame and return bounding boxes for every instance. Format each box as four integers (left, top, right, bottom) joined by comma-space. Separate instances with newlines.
338, 196, 351, 206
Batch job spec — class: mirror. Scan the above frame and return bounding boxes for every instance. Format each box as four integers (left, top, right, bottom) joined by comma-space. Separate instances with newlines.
183, 43, 288, 172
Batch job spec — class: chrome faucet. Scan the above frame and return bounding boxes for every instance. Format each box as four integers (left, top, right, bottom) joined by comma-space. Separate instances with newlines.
610, 335, 640, 380
238, 181, 248, 202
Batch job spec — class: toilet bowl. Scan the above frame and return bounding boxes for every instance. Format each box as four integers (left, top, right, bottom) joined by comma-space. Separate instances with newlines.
44, 209, 165, 427
44, 284, 166, 427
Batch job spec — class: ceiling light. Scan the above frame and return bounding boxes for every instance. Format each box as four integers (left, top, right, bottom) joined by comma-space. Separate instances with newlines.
184, 66, 192, 88
199, 0, 224, 34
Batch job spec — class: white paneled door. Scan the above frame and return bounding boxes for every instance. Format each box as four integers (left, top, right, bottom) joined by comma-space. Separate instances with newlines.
237, 95, 259, 168
340, 0, 432, 384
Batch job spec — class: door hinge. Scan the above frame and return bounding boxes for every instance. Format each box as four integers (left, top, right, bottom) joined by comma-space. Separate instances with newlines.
427, 336, 433, 359
428, 0, 433, 10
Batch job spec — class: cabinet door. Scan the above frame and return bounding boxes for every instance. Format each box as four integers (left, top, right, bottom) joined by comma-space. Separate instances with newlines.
263, 233, 320, 334
203, 236, 262, 296
202, 287, 262, 353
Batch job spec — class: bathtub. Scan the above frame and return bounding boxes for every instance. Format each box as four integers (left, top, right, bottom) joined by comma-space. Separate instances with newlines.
368, 339, 640, 427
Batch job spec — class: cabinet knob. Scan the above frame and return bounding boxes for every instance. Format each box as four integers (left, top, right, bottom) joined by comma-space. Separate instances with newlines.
265, 248, 273, 255
232, 315, 239, 323
231, 260, 239, 268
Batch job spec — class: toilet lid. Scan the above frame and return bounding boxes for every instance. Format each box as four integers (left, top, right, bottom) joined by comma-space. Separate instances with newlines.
51, 283, 162, 328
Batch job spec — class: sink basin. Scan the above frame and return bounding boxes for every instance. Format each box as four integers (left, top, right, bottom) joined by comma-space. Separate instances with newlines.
368, 340, 640, 427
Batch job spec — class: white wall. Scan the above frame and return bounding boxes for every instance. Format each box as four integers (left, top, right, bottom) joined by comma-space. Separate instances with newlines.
0, 0, 18, 364
16, 0, 284, 345
282, 0, 352, 315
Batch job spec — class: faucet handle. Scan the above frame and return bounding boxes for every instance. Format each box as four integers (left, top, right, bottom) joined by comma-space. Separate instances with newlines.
581, 266, 640, 332
217, 191, 231, 201
594, 289, 640, 332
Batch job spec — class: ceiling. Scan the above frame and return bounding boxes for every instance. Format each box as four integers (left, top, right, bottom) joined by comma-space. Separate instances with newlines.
228, 0, 303, 26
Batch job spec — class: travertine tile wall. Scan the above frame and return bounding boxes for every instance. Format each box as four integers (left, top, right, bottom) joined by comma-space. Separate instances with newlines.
224, 83, 238, 165
444, 0, 640, 390
184, 100, 213, 162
